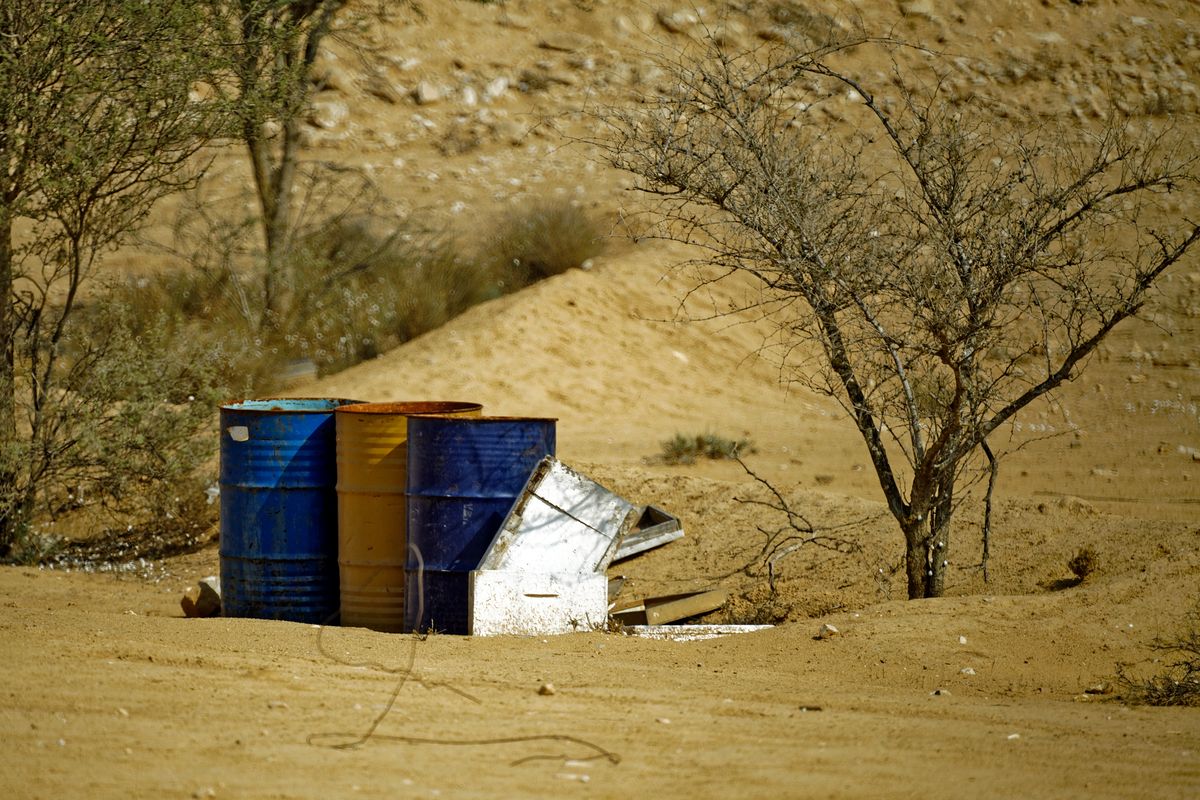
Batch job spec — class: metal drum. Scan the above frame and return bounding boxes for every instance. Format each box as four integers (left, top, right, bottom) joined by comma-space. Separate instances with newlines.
335, 401, 482, 632
219, 397, 361, 623
405, 416, 556, 634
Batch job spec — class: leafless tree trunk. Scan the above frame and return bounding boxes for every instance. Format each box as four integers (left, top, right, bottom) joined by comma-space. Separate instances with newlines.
212, 0, 348, 330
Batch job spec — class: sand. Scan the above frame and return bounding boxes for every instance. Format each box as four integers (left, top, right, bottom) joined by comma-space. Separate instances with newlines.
3, 1, 1198, 797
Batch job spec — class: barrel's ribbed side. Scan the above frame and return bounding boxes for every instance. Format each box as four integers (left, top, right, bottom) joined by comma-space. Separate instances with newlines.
336, 402, 481, 632
404, 416, 555, 634
219, 399, 354, 624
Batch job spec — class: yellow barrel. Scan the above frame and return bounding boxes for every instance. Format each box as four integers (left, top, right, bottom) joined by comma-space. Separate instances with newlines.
335, 401, 482, 631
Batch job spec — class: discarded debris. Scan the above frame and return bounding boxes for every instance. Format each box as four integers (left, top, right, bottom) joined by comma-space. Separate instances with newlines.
624, 624, 772, 641
611, 505, 684, 562
470, 457, 687, 636
610, 587, 727, 626
180, 576, 221, 618
538, 682, 557, 696
815, 623, 840, 640
479, 457, 641, 574
470, 571, 610, 636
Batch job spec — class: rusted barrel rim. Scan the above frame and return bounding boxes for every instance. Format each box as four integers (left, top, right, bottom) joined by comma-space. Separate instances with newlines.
221, 397, 362, 413
406, 414, 559, 422
336, 401, 483, 416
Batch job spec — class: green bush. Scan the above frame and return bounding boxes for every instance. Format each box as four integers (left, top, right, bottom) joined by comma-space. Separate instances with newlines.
3, 293, 230, 564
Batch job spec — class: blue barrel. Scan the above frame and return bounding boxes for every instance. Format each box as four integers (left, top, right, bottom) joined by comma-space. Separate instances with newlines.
220, 397, 362, 623
405, 416, 556, 634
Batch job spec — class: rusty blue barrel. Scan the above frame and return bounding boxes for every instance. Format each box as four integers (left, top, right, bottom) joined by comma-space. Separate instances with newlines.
405, 416, 556, 634
219, 397, 362, 623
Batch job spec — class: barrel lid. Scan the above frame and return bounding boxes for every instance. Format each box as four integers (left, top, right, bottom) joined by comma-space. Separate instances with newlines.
336, 401, 482, 415
221, 397, 363, 413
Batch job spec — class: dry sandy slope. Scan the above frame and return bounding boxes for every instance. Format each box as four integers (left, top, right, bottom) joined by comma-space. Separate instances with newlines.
3, 0, 1200, 797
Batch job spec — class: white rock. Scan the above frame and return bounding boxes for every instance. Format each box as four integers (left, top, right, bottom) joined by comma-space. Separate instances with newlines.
307, 99, 348, 130
414, 80, 441, 105
817, 623, 839, 639
657, 9, 699, 34
483, 77, 509, 102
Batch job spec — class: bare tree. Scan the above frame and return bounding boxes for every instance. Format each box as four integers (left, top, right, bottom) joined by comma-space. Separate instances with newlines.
600, 39, 1199, 598
204, 0, 354, 330
0, 0, 225, 558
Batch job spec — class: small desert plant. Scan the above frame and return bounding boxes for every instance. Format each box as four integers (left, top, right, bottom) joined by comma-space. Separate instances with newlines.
656, 432, 756, 465
1117, 609, 1200, 707
485, 199, 607, 287
1067, 547, 1100, 583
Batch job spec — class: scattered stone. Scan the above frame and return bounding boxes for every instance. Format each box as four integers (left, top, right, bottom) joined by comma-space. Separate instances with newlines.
414, 80, 442, 106
899, 0, 939, 22
310, 59, 352, 93
656, 717, 671, 724
1085, 681, 1115, 695
181, 576, 221, 618
498, 11, 532, 30
1057, 495, 1095, 516
483, 77, 509, 102
539, 32, 591, 53
657, 9, 700, 34
1006, 733, 1021, 741
930, 688, 951, 696
816, 623, 839, 640
960, 667, 976, 676
958, 635, 968, 645
538, 682, 556, 696
267, 700, 289, 710
307, 99, 348, 130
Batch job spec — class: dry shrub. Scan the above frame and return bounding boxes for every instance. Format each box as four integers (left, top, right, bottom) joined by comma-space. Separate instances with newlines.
655, 432, 756, 465
1118, 609, 1200, 707
1067, 546, 1099, 582
486, 199, 607, 287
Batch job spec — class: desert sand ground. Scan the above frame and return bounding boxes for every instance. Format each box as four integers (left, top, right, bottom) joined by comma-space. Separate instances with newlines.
2, 2, 1199, 798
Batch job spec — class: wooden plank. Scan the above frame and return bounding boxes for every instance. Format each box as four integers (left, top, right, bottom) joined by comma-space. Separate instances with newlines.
611, 587, 727, 625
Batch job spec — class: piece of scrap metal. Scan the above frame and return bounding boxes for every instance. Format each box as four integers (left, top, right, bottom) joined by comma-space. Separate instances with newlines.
478, 457, 643, 574
624, 624, 773, 641
469, 571, 609, 636
612, 505, 684, 562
